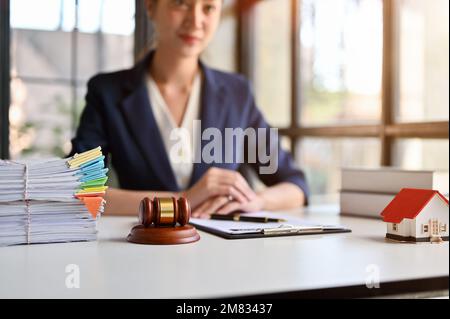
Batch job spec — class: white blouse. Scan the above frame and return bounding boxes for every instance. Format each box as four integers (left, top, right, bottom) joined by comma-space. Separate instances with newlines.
146, 72, 202, 190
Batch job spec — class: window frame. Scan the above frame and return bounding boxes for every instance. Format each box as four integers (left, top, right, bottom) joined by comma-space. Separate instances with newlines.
7, 0, 84, 138
0, 0, 10, 159
242, 0, 449, 166
1, 0, 448, 163
1, 0, 139, 160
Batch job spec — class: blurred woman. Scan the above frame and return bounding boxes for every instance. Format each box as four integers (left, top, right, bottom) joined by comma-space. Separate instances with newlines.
70, 0, 309, 218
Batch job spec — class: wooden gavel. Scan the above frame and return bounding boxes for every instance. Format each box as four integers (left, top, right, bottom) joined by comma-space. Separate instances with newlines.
139, 197, 191, 228
128, 196, 199, 245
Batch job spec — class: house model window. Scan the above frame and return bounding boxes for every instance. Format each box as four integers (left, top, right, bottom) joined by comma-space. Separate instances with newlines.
422, 224, 429, 233
393, 224, 398, 231
441, 224, 447, 233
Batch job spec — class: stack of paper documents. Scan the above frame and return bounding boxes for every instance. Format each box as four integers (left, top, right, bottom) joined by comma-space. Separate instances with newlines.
0, 147, 108, 246
340, 167, 449, 218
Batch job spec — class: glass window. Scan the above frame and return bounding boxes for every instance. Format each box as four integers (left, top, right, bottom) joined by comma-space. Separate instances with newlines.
80, 0, 135, 35
10, 0, 62, 31
202, 0, 238, 72
76, 31, 134, 82
299, 0, 383, 126
251, 0, 292, 128
296, 138, 381, 202
392, 139, 449, 171
9, 0, 135, 159
9, 81, 72, 158
11, 32, 72, 81
394, 0, 449, 123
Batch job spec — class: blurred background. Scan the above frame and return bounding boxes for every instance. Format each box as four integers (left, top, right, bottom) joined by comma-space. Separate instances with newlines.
0, 0, 448, 203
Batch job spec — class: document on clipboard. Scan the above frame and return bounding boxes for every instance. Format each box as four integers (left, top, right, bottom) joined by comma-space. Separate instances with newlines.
190, 212, 351, 239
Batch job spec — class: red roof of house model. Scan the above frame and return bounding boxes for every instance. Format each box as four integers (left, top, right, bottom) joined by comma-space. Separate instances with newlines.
381, 188, 449, 223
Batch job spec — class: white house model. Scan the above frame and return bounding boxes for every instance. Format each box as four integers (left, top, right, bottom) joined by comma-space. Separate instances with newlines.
381, 188, 449, 243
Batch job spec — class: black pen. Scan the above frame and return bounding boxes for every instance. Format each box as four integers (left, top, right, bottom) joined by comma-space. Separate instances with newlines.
210, 214, 287, 223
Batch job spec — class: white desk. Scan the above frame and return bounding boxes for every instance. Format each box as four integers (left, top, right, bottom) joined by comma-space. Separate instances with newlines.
0, 205, 448, 299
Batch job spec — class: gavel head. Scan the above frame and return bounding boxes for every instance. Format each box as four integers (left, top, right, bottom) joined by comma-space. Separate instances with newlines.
139, 197, 191, 227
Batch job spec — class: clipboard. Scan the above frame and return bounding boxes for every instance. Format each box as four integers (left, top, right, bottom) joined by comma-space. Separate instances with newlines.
190, 213, 351, 240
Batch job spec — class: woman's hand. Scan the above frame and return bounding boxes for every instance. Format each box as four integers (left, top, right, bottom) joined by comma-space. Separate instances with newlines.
192, 194, 264, 219
184, 167, 257, 210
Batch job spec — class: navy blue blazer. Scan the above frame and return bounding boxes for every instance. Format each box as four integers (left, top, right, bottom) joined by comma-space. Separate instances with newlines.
69, 52, 309, 202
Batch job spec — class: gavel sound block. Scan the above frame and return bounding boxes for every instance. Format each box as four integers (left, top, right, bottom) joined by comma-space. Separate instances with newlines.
127, 197, 200, 245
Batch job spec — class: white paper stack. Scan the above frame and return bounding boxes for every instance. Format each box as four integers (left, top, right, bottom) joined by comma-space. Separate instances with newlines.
0, 147, 108, 246
340, 167, 449, 218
